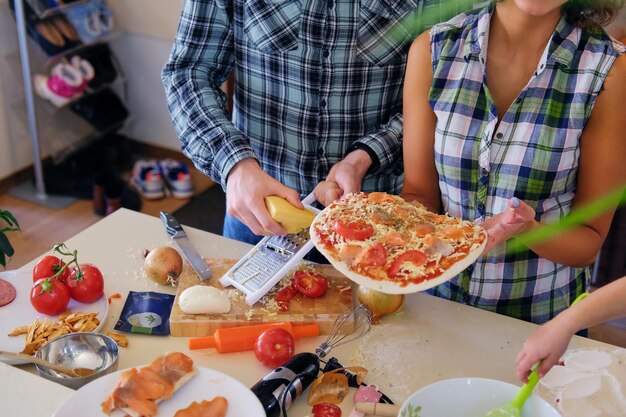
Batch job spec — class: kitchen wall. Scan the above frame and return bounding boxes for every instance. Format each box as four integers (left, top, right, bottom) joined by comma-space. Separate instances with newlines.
107, 0, 183, 150
0, 0, 184, 181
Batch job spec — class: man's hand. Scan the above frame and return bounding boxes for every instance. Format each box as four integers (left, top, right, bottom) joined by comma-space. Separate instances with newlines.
313, 180, 343, 207
315, 149, 371, 207
481, 197, 536, 253
226, 159, 302, 236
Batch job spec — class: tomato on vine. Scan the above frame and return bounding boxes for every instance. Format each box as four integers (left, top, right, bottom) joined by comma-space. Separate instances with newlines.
30, 278, 70, 315
32, 255, 70, 283
67, 263, 104, 304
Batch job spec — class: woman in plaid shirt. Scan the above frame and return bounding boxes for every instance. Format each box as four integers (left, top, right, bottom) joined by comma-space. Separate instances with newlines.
402, 0, 626, 323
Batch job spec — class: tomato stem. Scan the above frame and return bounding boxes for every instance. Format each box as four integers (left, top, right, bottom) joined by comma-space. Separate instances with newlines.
50, 243, 82, 281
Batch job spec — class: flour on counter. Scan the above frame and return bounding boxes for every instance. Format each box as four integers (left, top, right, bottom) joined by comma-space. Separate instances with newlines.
350, 321, 426, 402
537, 348, 626, 417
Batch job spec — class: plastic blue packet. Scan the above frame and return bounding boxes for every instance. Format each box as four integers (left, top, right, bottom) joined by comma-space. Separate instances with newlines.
115, 291, 174, 335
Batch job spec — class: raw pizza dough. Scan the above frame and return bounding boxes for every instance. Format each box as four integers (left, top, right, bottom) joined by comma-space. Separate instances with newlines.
310, 192, 487, 294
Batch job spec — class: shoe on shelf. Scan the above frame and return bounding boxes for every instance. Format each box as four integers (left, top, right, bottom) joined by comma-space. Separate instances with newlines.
63, 0, 113, 43
69, 55, 95, 94
51, 15, 80, 42
159, 159, 194, 199
75, 44, 117, 89
131, 160, 165, 200
70, 88, 128, 130
34, 61, 83, 107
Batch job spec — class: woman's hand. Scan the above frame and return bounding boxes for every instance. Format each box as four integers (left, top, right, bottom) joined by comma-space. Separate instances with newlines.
481, 197, 536, 253
225, 159, 301, 236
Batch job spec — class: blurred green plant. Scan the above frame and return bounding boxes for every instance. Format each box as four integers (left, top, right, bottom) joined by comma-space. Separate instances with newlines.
391, 0, 480, 41
509, 185, 626, 255
0, 210, 20, 268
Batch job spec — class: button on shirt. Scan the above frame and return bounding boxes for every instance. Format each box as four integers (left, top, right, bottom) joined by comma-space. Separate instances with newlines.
163, 0, 461, 197
427, 5, 623, 323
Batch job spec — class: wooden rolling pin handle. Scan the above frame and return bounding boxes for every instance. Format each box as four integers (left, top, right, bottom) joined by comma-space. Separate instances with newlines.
354, 402, 400, 416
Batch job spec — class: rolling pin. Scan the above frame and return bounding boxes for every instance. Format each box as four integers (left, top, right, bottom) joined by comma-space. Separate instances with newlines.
188, 322, 319, 352
354, 402, 399, 416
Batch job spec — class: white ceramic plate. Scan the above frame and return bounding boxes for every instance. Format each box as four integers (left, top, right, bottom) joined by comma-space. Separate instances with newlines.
52, 365, 265, 417
399, 378, 562, 417
0, 268, 108, 364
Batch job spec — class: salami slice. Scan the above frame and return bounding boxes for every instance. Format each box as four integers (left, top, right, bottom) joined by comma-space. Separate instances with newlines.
0, 278, 17, 307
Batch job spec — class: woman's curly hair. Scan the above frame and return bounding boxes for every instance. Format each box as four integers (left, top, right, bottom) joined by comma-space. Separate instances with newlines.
562, 0, 624, 29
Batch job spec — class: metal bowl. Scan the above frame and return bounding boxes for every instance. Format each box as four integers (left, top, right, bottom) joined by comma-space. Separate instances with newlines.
35, 332, 119, 389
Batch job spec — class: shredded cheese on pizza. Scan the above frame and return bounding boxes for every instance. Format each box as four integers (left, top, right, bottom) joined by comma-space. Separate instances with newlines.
311, 192, 487, 287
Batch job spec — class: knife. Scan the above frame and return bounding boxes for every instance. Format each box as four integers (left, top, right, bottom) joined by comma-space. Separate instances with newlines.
160, 211, 212, 281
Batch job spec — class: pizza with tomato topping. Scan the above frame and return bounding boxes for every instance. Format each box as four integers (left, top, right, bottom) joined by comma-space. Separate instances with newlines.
310, 192, 488, 294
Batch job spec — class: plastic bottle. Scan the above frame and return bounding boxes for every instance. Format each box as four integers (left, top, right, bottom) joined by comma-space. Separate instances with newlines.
250, 352, 320, 417
187, 322, 319, 352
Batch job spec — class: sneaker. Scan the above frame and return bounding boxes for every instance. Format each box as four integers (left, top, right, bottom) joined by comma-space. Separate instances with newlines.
159, 159, 193, 199
131, 160, 164, 199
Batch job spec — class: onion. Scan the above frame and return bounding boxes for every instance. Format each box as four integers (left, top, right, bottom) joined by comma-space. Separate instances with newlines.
142, 246, 183, 286
357, 286, 404, 323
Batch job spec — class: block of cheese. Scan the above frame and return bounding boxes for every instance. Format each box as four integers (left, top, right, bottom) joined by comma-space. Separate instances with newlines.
265, 196, 316, 234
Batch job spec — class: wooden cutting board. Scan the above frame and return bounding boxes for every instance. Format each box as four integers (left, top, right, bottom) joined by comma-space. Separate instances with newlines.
169, 258, 355, 337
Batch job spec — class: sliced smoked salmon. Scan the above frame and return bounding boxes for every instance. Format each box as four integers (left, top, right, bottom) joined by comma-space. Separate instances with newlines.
101, 352, 197, 417
174, 397, 228, 417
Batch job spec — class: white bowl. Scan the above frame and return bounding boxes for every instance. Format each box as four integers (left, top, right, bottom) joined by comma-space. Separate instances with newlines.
399, 378, 561, 417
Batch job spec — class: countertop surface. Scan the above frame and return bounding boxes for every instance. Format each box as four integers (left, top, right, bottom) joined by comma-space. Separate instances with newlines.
0, 208, 616, 417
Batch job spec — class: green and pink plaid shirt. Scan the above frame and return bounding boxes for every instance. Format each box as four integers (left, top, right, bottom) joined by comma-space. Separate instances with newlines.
427, 4, 624, 323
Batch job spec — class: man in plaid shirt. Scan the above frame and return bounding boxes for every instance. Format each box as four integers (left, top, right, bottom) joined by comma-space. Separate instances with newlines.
162, 0, 471, 244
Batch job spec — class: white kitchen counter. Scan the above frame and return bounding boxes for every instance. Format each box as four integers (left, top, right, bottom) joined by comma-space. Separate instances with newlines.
0, 209, 616, 416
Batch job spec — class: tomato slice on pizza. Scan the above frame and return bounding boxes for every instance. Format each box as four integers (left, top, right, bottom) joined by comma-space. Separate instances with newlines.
310, 192, 487, 294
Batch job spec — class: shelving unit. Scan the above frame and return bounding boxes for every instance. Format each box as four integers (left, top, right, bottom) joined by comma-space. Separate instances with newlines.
12, 0, 62, 206
8, 0, 127, 208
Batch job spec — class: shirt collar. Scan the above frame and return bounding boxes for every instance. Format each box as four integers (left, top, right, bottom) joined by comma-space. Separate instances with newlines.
463, 3, 580, 71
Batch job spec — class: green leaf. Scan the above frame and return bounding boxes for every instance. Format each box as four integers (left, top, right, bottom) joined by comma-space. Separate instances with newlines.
401, 403, 423, 417
0, 233, 15, 258
0, 210, 20, 230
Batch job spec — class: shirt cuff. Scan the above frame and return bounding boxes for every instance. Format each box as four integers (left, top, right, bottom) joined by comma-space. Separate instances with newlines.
347, 142, 380, 174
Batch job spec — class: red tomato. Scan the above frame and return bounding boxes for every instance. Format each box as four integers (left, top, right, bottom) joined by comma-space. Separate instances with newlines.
67, 263, 104, 303
387, 250, 427, 278
30, 278, 70, 315
332, 219, 374, 241
254, 328, 295, 368
312, 403, 342, 417
294, 271, 328, 298
275, 283, 298, 312
32, 255, 70, 283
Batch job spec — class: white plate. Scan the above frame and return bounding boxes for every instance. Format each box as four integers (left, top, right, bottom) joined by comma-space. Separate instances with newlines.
52, 365, 265, 417
399, 377, 562, 417
0, 268, 108, 364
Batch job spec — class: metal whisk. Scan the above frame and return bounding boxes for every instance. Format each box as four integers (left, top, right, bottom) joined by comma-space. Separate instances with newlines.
315, 303, 372, 359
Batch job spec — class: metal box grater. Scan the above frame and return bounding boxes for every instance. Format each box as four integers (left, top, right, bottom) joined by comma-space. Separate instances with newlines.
219, 195, 319, 305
